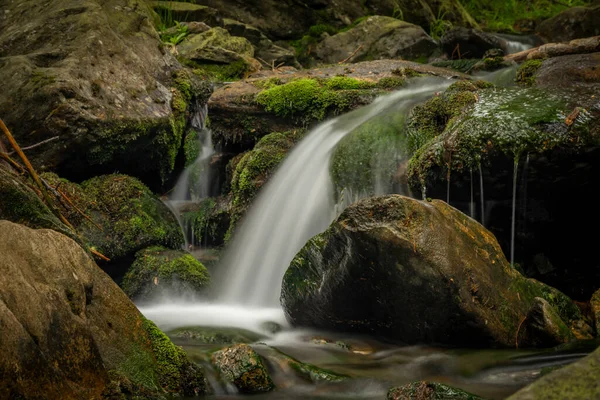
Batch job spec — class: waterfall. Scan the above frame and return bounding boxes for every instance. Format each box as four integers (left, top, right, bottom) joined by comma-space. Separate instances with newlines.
165, 101, 214, 248
215, 79, 452, 308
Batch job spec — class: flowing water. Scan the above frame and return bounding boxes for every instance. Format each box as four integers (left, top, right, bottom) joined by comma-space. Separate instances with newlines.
140, 75, 597, 399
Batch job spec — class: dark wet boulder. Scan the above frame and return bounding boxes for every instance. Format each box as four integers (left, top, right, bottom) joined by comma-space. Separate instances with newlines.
176, 196, 232, 247
516, 297, 575, 348
122, 246, 210, 301
536, 5, 600, 43
211, 344, 275, 393
0, 0, 211, 191
440, 27, 507, 59
507, 343, 600, 399
313, 16, 438, 65
281, 195, 581, 347
388, 381, 484, 399
0, 221, 208, 398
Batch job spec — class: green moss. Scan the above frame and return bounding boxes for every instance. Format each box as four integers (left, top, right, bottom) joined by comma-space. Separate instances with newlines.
114, 345, 160, 392
182, 197, 230, 247
122, 246, 210, 299
227, 130, 303, 239
256, 78, 370, 123
308, 24, 338, 37
516, 59, 543, 86
183, 129, 201, 167
192, 60, 251, 81
28, 70, 55, 89
168, 326, 262, 345
330, 112, 407, 196
252, 77, 283, 90
377, 76, 406, 89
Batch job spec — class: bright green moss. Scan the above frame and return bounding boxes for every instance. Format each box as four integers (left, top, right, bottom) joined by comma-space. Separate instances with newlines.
183, 129, 201, 167
323, 76, 376, 90
516, 59, 543, 86
377, 76, 406, 89
181, 197, 230, 247
192, 60, 251, 81
122, 246, 210, 300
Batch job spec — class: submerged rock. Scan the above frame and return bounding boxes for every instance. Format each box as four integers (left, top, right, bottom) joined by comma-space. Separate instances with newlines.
281, 195, 581, 347
313, 16, 438, 65
211, 344, 275, 393
0, 221, 208, 398
0, 0, 211, 190
507, 343, 600, 399
388, 381, 484, 399
122, 246, 210, 301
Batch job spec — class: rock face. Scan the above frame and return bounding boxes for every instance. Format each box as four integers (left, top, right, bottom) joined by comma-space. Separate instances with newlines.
507, 344, 600, 400
592, 289, 600, 335
211, 344, 275, 393
0, 221, 208, 398
178, 27, 255, 64
281, 195, 580, 347
0, 0, 211, 190
536, 5, 600, 43
313, 16, 438, 64
516, 298, 575, 348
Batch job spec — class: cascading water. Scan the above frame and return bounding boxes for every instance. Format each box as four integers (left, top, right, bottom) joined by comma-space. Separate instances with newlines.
164, 101, 214, 248
142, 79, 452, 331
215, 79, 452, 308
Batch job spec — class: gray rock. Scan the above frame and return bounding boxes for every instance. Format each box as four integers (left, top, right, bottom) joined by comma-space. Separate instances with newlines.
536, 5, 600, 43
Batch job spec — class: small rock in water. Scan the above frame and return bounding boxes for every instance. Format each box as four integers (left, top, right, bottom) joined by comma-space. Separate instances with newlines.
211, 344, 275, 393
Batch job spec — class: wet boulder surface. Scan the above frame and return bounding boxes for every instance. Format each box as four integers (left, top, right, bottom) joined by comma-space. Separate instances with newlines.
282, 195, 582, 347
0, 220, 208, 398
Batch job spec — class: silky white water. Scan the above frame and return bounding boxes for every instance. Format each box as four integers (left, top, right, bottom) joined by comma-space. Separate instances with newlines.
216, 79, 452, 308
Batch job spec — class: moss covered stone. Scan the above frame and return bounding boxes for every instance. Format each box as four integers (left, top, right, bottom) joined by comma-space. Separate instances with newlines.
41, 173, 183, 261
255, 78, 378, 124
142, 318, 208, 395
122, 246, 210, 301
516, 297, 575, 347
388, 381, 484, 399
228, 130, 303, 237
516, 59, 543, 86
330, 112, 408, 197
407, 86, 594, 188
181, 197, 231, 247
592, 289, 600, 335
211, 344, 274, 393
168, 326, 262, 345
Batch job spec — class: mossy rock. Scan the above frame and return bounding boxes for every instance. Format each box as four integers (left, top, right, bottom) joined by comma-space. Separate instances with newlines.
122, 246, 210, 301
211, 344, 274, 393
0, 166, 75, 242
281, 195, 582, 347
516, 297, 575, 348
181, 197, 231, 247
255, 77, 381, 124
516, 59, 543, 86
407, 86, 595, 189
388, 381, 485, 399
41, 173, 184, 262
590, 289, 600, 335
227, 130, 304, 238
330, 112, 408, 197
167, 326, 263, 345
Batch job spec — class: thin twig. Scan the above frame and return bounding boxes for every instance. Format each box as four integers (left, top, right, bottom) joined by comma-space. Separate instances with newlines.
56, 186, 104, 232
0, 152, 25, 173
7, 136, 60, 153
90, 248, 110, 261
515, 316, 527, 348
338, 44, 363, 64
452, 43, 461, 60
0, 118, 74, 230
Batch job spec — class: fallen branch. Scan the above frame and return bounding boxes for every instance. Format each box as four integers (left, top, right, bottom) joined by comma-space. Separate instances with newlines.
515, 316, 528, 348
6, 136, 60, 154
0, 118, 74, 230
56, 186, 104, 232
338, 44, 363, 64
452, 43, 461, 60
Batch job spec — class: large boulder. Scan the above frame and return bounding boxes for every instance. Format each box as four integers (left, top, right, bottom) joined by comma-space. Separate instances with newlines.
281, 195, 581, 347
507, 344, 600, 400
536, 5, 600, 43
0, 0, 211, 190
0, 220, 208, 398
440, 27, 507, 59
313, 16, 438, 65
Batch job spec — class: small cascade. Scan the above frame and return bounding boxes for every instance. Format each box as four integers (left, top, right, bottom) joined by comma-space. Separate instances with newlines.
215, 80, 452, 308
165, 101, 215, 248
479, 164, 485, 226
510, 157, 519, 268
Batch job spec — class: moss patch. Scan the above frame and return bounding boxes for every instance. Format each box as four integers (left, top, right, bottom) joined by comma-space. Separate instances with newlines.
388, 381, 484, 399
181, 197, 231, 247
122, 246, 210, 300
516, 59, 543, 86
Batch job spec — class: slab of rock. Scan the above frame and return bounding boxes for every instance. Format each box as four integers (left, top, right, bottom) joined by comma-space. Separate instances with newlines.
281, 195, 581, 347
313, 16, 438, 64
0, 221, 207, 398
0, 0, 211, 190
440, 27, 507, 59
